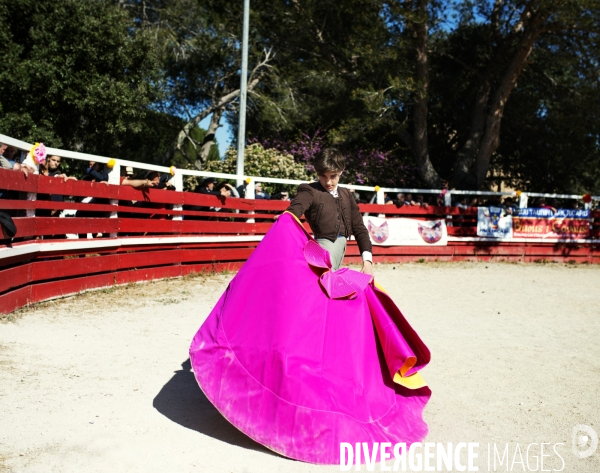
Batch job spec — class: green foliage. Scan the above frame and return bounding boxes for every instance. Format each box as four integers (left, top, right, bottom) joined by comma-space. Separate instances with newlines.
0, 0, 159, 153
2, 0, 599, 194
114, 110, 219, 167
205, 143, 311, 194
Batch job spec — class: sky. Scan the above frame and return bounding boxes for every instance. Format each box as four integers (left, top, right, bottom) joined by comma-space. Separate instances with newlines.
199, 114, 233, 157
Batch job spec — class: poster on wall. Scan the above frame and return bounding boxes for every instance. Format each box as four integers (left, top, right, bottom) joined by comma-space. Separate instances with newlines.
512, 208, 591, 239
477, 206, 513, 239
362, 216, 448, 246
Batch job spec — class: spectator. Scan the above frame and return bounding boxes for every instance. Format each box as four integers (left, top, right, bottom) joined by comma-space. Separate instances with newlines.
503, 197, 519, 215
537, 197, 556, 212
0, 143, 10, 169
456, 196, 469, 209
485, 195, 502, 207
120, 166, 153, 188
16, 148, 39, 175
384, 192, 394, 205
236, 181, 249, 198
41, 155, 77, 181
469, 197, 479, 207
82, 161, 109, 183
394, 193, 407, 207
255, 183, 270, 200
272, 191, 291, 201
404, 193, 416, 206
37, 155, 77, 218
4, 146, 17, 167
150, 171, 176, 191
415, 195, 428, 208
196, 177, 229, 196
434, 194, 445, 206
216, 181, 238, 197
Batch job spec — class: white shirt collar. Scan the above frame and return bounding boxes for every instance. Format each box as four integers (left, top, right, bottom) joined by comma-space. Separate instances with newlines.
328, 185, 339, 198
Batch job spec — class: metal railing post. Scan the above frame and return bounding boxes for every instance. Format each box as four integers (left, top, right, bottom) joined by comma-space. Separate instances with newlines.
172, 173, 184, 221
107, 163, 120, 238
246, 178, 256, 223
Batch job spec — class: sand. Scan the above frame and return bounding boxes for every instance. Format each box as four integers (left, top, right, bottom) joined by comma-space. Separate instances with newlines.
0, 262, 599, 473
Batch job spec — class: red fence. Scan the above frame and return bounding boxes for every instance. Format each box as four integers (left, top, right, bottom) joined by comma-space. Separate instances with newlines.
1, 168, 599, 314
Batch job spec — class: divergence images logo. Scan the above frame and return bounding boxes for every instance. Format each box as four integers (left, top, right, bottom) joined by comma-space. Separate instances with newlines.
572, 425, 598, 459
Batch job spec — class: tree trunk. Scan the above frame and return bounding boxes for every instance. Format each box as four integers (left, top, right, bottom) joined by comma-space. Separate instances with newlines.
195, 107, 223, 170
162, 77, 260, 163
411, 0, 441, 188
473, 10, 547, 187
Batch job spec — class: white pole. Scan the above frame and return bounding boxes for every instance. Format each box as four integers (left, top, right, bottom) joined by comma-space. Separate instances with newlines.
236, 0, 250, 188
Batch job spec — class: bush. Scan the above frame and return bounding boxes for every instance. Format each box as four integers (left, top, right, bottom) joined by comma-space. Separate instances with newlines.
205, 143, 311, 195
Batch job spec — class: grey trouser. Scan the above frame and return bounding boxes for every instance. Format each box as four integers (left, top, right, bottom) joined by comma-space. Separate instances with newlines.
315, 236, 347, 271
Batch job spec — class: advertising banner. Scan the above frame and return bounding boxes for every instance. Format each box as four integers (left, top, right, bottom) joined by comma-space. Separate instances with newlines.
513, 208, 590, 239
476, 207, 591, 240
363, 216, 448, 246
477, 206, 513, 239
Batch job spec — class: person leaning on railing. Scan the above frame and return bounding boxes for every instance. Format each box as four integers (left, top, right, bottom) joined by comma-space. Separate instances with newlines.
120, 166, 157, 189
37, 155, 77, 219
82, 161, 109, 183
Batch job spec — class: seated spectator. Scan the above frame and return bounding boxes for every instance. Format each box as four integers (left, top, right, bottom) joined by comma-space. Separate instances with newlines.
347, 188, 364, 204
0, 144, 18, 170
37, 155, 77, 218
196, 177, 224, 196
82, 161, 109, 183
415, 195, 428, 208
120, 166, 155, 188
272, 191, 291, 201
149, 171, 176, 191
41, 155, 77, 181
537, 197, 556, 212
188, 178, 231, 218
0, 143, 10, 170
216, 181, 238, 197
434, 194, 445, 206
4, 146, 17, 167
254, 183, 270, 200
503, 197, 519, 214
384, 192, 394, 205
456, 196, 469, 209
485, 195, 502, 207
469, 197, 479, 207
236, 181, 249, 198
393, 193, 407, 207
404, 193, 416, 206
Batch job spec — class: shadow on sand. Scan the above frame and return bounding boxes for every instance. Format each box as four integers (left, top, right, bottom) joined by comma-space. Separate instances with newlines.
153, 358, 282, 458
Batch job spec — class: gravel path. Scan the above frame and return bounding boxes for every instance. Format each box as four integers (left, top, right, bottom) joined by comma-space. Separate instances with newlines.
1, 262, 599, 472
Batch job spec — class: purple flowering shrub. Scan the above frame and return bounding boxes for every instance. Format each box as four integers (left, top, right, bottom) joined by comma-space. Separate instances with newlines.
249, 130, 420, 188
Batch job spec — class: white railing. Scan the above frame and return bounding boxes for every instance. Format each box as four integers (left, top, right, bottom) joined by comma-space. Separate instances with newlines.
1, 133, 598, 208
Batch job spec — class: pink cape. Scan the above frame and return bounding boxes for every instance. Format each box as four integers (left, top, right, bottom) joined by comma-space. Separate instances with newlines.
189, 212, 431, 464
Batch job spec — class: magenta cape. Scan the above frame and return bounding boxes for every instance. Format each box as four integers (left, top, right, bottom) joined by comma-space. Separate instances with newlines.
189, 212, 431, 464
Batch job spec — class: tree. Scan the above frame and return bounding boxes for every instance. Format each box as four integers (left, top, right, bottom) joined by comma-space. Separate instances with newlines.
0, 0, 158, 153
205, 143, 310, 195
392, 0, 600, 189
121, 0, 273, 169
242, 0, 600, 192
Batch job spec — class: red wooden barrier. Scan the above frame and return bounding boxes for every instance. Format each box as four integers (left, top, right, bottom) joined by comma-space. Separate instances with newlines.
1, 167, 598, 314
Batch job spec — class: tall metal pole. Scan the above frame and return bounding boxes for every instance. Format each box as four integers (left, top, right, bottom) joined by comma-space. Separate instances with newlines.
236, 0, 250, 187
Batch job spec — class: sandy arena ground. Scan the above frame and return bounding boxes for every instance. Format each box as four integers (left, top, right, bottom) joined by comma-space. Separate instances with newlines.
1, 262, 599, 473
